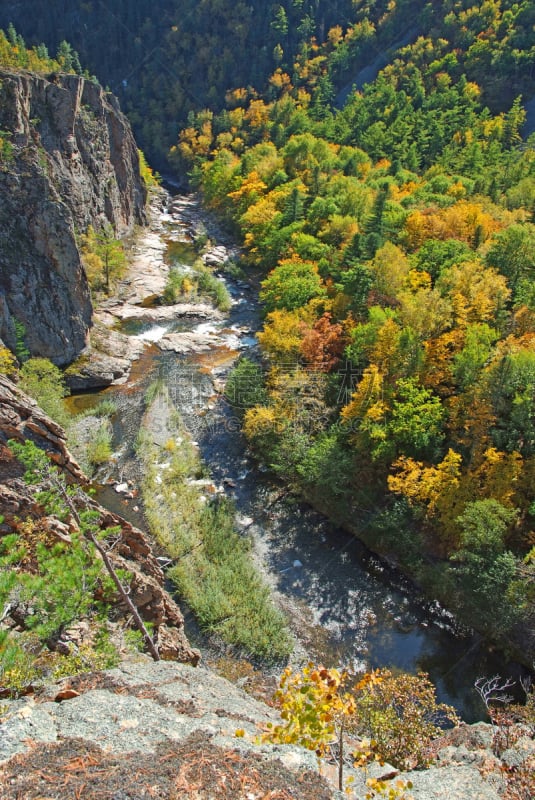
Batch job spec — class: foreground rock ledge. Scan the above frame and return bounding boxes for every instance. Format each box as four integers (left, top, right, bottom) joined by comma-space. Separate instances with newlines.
1, 660, 532, 799
0, 660, 332, 800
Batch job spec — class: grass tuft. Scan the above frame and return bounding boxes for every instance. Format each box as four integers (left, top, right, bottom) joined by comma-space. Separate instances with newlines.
141, 390, 291, 663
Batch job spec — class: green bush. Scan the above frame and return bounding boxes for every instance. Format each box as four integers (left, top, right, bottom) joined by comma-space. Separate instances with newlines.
162, 262, 231, 311
92, 399, 118, 418
169, 499, 291, 661
18, 357, 69, 428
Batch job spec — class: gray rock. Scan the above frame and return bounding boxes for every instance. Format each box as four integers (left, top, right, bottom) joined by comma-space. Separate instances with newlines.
0, 69, 146, 366
158, 331, 220, 354
0, 660, 315, 778
0, 702, 59, 763
403, 764, 504, 800
64, 322, 144, 389
501, 735, 535, 768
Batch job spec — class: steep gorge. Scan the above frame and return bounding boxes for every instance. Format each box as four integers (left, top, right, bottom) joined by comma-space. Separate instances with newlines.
0, 68, 146, 365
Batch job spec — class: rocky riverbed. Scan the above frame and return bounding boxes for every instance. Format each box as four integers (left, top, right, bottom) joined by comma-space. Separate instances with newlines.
64, 189, 530, 721
65, 190, 239, 391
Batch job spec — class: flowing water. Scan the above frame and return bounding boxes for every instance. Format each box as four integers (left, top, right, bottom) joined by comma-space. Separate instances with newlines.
69, 196, 527, 722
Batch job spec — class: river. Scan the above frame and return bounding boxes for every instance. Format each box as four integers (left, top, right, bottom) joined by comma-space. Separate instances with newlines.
67, 192, 526, 723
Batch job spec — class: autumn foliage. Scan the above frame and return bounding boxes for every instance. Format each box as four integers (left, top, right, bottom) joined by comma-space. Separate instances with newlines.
179, 0, 535, 658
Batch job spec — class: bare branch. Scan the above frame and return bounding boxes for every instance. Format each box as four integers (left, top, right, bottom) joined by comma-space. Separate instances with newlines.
475, 675, 516, 712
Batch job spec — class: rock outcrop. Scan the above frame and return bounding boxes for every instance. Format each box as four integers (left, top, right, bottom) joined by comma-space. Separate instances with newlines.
0, 68, 147, 365
0, 374, 84, 481
0, 660, 332, 799
0, 375, 198, 664
0, 660, 533, 799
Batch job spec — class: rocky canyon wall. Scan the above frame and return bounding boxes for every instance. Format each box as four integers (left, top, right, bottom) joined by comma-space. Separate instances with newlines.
0, 69, 147, 365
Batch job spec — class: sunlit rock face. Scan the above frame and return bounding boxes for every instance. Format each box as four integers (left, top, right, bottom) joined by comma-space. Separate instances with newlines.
0, 69, 146, 365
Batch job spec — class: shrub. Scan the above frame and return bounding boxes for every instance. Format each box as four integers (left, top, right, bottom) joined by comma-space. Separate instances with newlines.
18, 357, 69, 428
354, 669, 459, 769
264, 664, 459, 778
0, 439, 160, 691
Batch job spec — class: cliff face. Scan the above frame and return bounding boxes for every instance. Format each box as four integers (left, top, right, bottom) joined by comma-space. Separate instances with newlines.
0, 69, 147, 366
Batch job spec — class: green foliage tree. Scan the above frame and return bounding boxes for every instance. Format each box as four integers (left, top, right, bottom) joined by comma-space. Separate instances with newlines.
225, 358, 268, 411
413, 238, 472, 282
453, 324, 497, 390
56, 39, 82, 73
260, 258, 325, 312
486, 224, 535, 303
388, 378, 446, 461
354, 669, 459, 770
487, 347, 535, 457
449, 499, 523, 634
13, 320, 30, 363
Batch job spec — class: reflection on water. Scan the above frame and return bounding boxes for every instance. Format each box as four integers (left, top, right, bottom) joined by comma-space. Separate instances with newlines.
191, 404, 526, 722
165, 238, 197, 266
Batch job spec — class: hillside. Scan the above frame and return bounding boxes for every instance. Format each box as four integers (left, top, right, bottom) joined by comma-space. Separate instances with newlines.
0, 0, 356, 166
1, 1, 533, 168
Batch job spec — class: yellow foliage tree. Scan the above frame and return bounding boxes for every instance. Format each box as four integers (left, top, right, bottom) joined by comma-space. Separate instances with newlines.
228, 170, 268, 214
244, 99, 271, 132
398, 286, 453, 340
257, 308, 305, 362
0, 346, 16, 375
243, 403, 289, 451
388, 449, 467, 550
405, 201, 501, 249
421, 329, 464, 396
470, 447, 523, 508
372, 242, 411, 301
437, 260, 510, 326
368, 318, 401, 381
341, 364, 387, 422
